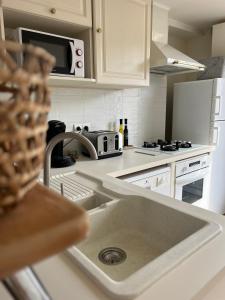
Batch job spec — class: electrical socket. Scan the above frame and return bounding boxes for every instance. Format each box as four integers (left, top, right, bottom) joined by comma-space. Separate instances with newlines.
73, 123, 83, 132
82, 122, 91, 131
72, 123, 91, 132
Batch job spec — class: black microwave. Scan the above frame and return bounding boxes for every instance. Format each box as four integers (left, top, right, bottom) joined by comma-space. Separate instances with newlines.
15, 27, 85, 77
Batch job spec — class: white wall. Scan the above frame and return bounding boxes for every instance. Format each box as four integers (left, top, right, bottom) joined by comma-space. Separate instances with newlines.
212, 23, 225, 56
187, 30, 212, 60
48, 74, 167, 147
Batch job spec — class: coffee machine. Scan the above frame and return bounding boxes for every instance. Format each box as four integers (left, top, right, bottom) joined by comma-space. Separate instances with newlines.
46, 120, 75, 168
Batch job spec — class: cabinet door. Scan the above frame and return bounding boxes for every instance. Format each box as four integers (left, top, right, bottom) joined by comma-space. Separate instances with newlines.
93, 0, 151, 86
2, 0, 92, 27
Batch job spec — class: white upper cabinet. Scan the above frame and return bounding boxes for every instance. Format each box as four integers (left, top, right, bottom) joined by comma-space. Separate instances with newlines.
1, 0, 151, 88
93, 0, 151, 87
1, 0, 92, 27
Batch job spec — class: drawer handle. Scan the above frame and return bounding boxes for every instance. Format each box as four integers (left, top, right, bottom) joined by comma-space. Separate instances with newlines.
96, 28, 102, 33
50, 8, 56, 14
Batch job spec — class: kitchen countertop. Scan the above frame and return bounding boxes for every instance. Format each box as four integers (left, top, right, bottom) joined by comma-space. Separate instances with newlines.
46, 145, 215, 178
3, 145, 225, 300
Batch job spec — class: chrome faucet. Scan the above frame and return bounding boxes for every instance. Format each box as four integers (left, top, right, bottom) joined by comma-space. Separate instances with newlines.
43, 132, 98, 187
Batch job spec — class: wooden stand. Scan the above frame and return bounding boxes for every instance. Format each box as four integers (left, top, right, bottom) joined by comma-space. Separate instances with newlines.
0, 183, 89, 279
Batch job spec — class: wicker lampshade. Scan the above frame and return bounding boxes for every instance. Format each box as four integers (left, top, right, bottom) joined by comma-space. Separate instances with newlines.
0, 41, 55, 211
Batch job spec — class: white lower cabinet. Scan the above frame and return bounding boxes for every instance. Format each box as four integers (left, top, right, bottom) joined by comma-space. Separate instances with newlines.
120, 166, 171, 197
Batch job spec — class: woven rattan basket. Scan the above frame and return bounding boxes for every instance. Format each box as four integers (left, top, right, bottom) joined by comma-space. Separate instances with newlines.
0, 41, 55, 211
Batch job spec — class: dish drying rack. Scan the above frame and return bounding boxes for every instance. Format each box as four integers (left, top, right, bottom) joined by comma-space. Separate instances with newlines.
49, 173, 94, 200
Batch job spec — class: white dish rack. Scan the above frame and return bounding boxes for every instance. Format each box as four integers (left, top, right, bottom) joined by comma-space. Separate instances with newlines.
49, 173, 94, 201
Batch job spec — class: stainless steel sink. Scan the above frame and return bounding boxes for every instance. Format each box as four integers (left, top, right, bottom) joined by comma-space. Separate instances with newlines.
67, 195, 221, 299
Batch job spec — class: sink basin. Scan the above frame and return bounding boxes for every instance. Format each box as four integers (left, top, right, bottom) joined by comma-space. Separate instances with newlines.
67, 196, 221, 299
76, 192, 114, 211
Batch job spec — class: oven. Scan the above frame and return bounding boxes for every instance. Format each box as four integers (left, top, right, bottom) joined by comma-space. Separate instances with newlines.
175, 154, 210, 209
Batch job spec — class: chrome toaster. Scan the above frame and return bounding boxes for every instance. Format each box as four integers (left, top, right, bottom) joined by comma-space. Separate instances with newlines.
82, 130, 123, 159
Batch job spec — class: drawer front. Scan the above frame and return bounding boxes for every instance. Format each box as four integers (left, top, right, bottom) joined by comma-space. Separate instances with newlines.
132, 178, 150, 189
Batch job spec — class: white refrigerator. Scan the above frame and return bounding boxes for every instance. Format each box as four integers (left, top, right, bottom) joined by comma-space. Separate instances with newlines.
172, 78, 225, 214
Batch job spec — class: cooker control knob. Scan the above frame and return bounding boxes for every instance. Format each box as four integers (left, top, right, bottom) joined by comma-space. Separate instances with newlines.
76, 49, 83, 56
76, 61, 83, 68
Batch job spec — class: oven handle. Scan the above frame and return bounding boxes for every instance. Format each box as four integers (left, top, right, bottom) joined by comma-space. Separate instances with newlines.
69, 41, 76, 74
176, 167, 209, 186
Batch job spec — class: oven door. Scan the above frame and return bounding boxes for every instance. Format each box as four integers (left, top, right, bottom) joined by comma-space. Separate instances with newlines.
175, 167, 210, 208
20, 29, 75, 75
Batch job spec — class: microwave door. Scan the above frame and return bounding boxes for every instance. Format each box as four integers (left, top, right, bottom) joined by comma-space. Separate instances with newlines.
20, 29, 72, 75
47, 39, 74, 75
51, 40, 74, 75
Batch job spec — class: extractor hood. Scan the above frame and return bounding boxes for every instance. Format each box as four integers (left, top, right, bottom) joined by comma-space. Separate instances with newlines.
150, 2, 206, 75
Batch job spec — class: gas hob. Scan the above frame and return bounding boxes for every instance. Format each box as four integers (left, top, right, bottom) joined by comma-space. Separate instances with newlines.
136, 140, 205, 156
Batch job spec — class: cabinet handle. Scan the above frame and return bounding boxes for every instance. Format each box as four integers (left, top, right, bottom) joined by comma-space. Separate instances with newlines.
96, 28, 102, 33
50, 8, 56, 14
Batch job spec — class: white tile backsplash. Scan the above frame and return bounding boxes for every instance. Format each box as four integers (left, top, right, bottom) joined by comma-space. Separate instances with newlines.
48, 74, 167, 146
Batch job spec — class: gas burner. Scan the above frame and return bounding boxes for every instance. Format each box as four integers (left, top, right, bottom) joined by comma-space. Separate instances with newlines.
141, 139, 193, 153
179, 141, 192, 148
160, 144, 179, 152
157, 139, 168, 146
143, 141, 158, 148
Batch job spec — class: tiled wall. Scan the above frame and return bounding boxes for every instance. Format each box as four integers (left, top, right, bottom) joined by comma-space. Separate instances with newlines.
49, 74, 167, 146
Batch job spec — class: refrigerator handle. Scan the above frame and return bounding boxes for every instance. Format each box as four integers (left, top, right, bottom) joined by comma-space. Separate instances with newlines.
210, 126, 219, 145
214, 96, 221, 115
211, 96, 221, 120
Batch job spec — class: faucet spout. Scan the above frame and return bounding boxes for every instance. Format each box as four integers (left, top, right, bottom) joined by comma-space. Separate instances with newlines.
43, 132, 98, 187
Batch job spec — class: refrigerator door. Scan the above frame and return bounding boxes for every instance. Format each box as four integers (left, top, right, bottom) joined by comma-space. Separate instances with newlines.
173, 79, 213, 144
209, 120, 225, 213
211, 78, 225, 121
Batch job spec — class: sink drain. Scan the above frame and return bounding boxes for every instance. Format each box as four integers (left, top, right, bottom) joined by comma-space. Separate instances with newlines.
98, 247, 127, 265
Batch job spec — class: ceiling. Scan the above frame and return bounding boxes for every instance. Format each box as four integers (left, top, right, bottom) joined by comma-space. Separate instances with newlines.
157, 0, 225, 30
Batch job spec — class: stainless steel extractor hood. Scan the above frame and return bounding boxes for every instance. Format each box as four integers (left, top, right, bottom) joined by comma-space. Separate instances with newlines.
150, 2, 206, 75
